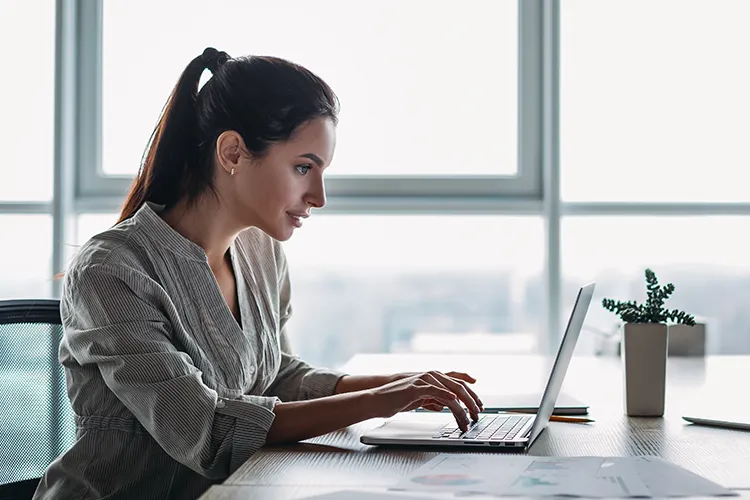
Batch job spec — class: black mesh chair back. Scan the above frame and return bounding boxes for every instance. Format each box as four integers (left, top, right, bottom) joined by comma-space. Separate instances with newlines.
0, 300, 75, 500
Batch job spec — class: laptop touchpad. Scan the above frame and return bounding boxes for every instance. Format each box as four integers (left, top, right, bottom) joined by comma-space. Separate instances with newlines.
370, 412, 453, 437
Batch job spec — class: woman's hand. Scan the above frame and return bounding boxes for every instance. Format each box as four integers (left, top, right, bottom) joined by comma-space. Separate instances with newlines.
368, 371, 483, 432
386, 371, 482, 413
418, 371, 482, 413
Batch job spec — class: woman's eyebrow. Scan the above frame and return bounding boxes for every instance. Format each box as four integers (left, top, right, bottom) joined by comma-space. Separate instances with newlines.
299, 153, 324, 167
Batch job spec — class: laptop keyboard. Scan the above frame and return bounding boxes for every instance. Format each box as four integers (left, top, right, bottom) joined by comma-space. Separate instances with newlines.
432, 414, 532, 441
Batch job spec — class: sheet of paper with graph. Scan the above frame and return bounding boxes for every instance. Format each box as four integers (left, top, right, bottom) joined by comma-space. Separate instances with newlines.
390, 454, 736, 497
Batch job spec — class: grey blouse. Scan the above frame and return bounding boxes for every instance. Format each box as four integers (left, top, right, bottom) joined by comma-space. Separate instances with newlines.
33, 203, 346, 500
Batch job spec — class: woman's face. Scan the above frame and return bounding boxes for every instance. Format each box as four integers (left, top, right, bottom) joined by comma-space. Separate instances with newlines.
218, 117, 336, 241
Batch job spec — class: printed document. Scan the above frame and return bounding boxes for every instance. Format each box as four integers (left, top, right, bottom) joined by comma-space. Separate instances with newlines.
391, 454, 737, 497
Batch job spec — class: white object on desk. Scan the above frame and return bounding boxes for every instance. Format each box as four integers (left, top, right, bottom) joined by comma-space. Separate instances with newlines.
668, 323, 707, 356
632, 456, 738, 497
622, 323, 668, 417
392, 455, 613, 497
683, 414, 750, 431
415, 391, 589, 415
301, 491, 433, 499
471, 391, 589, 415
391, 454, 737, 498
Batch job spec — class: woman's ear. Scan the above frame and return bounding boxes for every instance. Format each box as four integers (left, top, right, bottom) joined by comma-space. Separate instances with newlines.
215, 130, 248, 175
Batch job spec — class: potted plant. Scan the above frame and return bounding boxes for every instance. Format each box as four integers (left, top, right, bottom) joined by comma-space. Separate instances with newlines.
602, 269, 695, 417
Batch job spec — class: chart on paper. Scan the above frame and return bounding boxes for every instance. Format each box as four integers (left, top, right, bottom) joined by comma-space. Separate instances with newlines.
394, 455, 603, 496
392, 454, 736, 497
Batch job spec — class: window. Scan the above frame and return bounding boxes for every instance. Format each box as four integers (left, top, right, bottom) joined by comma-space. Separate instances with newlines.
283, 215, 544, 368
562, 216, 750, 355
102, 0, 518, 179
560, 0, 750, 202
0, 0, 55, 202
0, 216, 53, 299
76, 214, 118, 246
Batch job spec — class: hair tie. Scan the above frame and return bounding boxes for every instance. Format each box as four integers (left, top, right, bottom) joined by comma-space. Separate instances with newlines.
202, 47, 229, 74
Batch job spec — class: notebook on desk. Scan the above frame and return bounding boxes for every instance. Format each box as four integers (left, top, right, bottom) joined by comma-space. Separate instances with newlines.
415, 392, 589, 415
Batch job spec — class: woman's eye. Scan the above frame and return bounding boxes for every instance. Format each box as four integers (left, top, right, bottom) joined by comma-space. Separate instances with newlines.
295, 164, 312, 175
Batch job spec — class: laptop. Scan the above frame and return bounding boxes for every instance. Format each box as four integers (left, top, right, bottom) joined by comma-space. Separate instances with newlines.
360, 282, 595, 450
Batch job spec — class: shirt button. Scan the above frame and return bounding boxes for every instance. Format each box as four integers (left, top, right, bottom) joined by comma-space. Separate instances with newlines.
248, 366, 256, 375
216, 399, 226, 409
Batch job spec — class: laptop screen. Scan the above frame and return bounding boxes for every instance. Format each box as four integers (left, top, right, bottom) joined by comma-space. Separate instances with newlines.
527, 283, 596, 444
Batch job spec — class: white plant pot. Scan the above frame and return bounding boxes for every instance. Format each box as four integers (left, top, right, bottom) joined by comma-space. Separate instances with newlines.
622, 323, 668, 417
668, 323, 706, 357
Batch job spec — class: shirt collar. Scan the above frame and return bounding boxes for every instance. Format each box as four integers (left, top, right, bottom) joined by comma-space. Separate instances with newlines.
132, 202, 209, 262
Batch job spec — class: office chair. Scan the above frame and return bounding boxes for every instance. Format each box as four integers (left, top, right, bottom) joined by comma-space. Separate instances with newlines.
0, 300, 75, 500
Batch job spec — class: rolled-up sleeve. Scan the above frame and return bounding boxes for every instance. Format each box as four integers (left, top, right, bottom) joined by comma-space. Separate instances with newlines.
263, 256, 347, 402
61, 263, 277, 479
266, 345, 347, 401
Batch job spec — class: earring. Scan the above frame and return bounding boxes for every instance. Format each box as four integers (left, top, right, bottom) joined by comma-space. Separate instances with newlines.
230, 167, 235, 176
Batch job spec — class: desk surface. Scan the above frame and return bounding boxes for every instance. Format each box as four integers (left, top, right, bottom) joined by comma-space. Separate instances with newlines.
200, 354, 750, 500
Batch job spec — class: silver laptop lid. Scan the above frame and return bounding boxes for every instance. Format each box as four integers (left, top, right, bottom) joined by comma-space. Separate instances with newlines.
526, 283, 596, 444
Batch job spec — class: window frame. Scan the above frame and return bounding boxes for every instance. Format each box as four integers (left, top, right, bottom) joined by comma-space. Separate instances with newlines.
74, 0, 546, 207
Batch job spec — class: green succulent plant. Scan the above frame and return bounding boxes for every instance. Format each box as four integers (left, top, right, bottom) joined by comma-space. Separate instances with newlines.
602, 268, 696, 326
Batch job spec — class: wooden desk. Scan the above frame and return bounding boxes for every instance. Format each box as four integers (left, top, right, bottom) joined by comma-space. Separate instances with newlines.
200, 355, 750, 499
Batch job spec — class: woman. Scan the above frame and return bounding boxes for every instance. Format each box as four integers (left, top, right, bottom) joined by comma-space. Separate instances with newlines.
34, 48, 483, 500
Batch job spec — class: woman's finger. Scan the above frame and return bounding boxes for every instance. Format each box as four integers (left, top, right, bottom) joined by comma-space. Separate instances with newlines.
443, 373, 483, 411
421, 383, 471, 432
425, 372, 481, 422
402, 399, 426, 412
454, 378, 484, 412
445, 372, 483, 409
417, 397, 445, 412
446, 371, 477, 384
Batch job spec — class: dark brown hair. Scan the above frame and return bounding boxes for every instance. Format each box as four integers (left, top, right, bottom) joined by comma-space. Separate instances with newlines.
118, 47, 339, 223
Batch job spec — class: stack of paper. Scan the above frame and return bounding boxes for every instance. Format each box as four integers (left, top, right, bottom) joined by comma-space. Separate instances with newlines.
386, 454, 737, 498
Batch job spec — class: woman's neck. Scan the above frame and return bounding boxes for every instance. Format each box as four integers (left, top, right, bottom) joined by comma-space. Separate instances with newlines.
160, 196, 241, 269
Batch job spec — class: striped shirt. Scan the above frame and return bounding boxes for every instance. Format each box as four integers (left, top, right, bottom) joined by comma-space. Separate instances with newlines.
33, 202, 346, 500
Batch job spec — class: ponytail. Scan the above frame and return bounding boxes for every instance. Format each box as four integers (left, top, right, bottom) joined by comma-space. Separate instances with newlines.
118, 47, 229, 223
